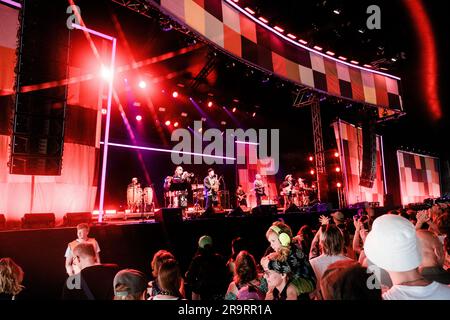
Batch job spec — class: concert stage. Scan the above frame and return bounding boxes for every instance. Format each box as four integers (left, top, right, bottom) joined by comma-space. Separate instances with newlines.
0, 208, 364, 300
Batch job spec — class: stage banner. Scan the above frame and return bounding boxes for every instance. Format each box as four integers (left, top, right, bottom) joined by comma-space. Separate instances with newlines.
0, 3, 18, 96
397, 150, 441, 205
333, 120, 385, 206
237, 143, 277, 208
154, 0, 403, 112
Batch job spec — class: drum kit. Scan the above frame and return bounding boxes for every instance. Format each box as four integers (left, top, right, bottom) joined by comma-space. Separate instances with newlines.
127, 185, 155, 213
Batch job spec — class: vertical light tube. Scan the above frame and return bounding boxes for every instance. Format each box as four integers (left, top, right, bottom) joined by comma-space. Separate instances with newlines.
98, 38, 116, 223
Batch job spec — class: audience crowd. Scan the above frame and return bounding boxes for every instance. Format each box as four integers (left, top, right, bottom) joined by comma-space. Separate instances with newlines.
1, 202, 450, 300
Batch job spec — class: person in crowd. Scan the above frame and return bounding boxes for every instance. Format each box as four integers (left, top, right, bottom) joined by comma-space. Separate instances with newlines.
445, 236, 450, 271
113, 269, 148, 300
225, 251, 266, 300
226, 237, 247, 276
62, 243, 119, 300
352, 214, 393, 289
262, 221, 316, 295
331, 211, 355, 259
293, 225, 314, 258
263, 252, 302, 300
416, 230, 450, 284
320, 260, 382, 300
309, 224, 353, 288
364, 214, 450, 300
149, 259, 184, 300
185, 235, 229, 300
65, 223, 101, 276
148, 250, 178, 298
0, 258, 24, 300
352, 214, 371, 260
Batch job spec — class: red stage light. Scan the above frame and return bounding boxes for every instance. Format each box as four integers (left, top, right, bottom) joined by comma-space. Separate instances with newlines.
334, 152, 339, 158
310, 169, 315, 175
173, 122, 179, 128
274, 26, 285, 33
308, 156, 314, 161
136, 115, 142, 121
258, 17, 269, 24
287, 33, 297, 39
138, 80, 146, 89
337, 182, 342, 188
101, 108, 107, 115
207, 101, 213, 107
252, 112, 256, 117
298, 39, 308, 45
232, 107, 237, 113
244, 7, 255, 15
165, 120, 171, 126
172, 91, 179, 98
335, 167, 341, 172
313, 46, 323, 51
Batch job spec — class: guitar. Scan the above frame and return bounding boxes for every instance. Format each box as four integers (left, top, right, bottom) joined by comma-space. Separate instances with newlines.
252, 185, 266, 196
236, 191, 247, 202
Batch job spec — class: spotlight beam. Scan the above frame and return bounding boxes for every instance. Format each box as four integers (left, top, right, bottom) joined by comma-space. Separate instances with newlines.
100, 141, 237, 161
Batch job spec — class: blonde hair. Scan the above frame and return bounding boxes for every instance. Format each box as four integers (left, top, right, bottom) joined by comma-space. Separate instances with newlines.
0, 258, 24, 296
77, 223, 90, 232
265, 221, 292, 261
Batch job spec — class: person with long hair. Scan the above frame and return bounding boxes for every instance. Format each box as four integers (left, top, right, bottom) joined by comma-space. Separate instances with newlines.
149, 259, 184, 300
263, 252, 299, 300
0, 258, 24, 300
225, 251, 266, 300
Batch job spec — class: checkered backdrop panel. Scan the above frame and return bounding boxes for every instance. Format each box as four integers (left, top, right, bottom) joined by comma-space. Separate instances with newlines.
333, 120, 385, 206
397, 151, 441, 205
237, 144, 277, 208
155, 0, 403, 111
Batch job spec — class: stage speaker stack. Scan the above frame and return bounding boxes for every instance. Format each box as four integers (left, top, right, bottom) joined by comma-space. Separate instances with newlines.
21, 213, 55, 229
63, 212, 93, 227
359, 119, 377, 188
9, 0, 69, 175
155, 208, 183, 224
251, 204, 277, 216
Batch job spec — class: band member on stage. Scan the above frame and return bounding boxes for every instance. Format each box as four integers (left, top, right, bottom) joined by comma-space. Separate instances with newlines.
280, 174, 295, 209
171, 166, 192, 209
204, 168, 219, 209
253, 174, 265, 207
128, 177, 140, 188
236, 184, 247, 207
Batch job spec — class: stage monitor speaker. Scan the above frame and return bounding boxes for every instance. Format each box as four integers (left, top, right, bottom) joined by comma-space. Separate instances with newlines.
155, 208, 183, 224
0, 214, 5, 230
360, 120, 377, 188
252, 205, 277, 216
63, 212, 93, 227
21, 213, 55, 229
284, 204, 301, 214
228, 206, 245, 217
